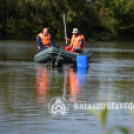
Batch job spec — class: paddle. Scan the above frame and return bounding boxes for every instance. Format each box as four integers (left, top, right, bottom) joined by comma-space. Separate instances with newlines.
63, 14, 67, 45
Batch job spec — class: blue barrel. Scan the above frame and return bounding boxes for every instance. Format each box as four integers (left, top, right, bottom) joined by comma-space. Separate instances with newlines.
77, 55, 88, 69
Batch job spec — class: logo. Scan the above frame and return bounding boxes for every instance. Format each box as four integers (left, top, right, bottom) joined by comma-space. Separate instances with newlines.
48, 97, 69, 117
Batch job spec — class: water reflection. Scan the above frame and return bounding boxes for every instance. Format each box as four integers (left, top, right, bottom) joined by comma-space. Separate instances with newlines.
36, 65, 50, 102
35, 65, 88, 103
68, 69, 87, 101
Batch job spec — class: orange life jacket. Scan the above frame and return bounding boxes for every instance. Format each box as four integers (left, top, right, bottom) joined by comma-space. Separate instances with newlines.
70, 34, 85, 51
37, 33, 51, 48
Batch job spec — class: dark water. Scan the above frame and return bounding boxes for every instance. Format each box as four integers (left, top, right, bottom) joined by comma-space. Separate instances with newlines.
0, 41, 134, 134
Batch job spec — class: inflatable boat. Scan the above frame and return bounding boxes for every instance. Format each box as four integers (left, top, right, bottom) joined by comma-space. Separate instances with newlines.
34, 47, 92, 63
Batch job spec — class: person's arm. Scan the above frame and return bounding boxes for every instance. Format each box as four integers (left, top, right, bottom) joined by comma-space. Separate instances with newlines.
50, 37, 55, 47
65, 36, 70, 41
37, 36, 43, 48
73, 39, 83, 50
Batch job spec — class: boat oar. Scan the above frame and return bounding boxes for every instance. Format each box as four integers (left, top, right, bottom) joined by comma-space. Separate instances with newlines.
63, 14, 67, 45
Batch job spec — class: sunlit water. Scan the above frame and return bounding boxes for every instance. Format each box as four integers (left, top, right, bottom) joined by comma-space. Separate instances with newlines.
0, 41, 134, 134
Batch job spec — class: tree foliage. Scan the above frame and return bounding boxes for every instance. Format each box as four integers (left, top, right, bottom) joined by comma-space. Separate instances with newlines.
0, 0, 134, 40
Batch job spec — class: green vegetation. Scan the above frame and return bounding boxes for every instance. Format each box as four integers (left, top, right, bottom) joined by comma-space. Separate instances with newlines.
88, 95, 133, 134
89, 106, 131, 134
0, 0, 134, 40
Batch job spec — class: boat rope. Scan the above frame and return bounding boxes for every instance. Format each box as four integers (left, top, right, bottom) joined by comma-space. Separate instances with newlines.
58, 48, 62, 58
55, 48, 62, 61
35, 51, 79, 60
34, 48, 92, 62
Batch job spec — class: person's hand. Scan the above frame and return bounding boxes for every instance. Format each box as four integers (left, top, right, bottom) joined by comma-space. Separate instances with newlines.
37, 46, 41, 50
71, 48, 76, 52
65, 36, 70, 41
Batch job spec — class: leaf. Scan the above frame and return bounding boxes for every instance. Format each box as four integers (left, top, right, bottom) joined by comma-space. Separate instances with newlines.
108, 126, 131, 134
116, 126, 131, 134
89, 109, 101, 120
101, 106, 109, 128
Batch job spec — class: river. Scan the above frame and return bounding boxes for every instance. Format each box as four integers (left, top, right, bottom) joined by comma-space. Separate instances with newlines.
0, 40, 134, 134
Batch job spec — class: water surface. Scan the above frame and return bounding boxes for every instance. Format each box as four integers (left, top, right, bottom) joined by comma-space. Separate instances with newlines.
0, 41, 134, 134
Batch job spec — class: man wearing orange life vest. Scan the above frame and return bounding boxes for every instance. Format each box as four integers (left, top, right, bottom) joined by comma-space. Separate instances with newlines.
65, 28, 85, 53
37, 28, 59, 52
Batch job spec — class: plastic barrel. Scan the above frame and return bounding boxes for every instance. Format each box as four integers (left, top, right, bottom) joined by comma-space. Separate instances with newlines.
77, 55, 88, 69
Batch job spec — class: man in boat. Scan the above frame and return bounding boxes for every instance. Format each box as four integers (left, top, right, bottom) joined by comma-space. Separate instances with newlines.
37, 28, 59, 52
65, 28, 85, 53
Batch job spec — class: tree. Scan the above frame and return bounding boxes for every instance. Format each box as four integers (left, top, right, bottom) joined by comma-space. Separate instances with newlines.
0, 0, 7, 39
109, 0, 134, 40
